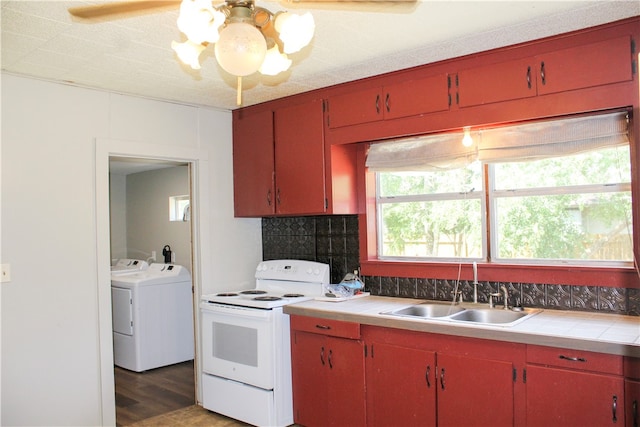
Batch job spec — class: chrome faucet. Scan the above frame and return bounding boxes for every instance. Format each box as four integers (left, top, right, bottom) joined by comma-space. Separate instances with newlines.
488, 292, 501, 309
500, 285, 509, 310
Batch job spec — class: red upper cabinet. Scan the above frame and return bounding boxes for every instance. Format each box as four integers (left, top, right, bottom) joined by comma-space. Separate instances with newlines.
327, 73, 450, 129
233, 98, 358, 217
274, 99, 327, 215
457, 35, 634, 108
232, 108, 275, 217
535, 35, 634, 95
457, 57, 536, 107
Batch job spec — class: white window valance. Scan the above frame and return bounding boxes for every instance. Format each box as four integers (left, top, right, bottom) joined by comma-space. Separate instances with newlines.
366, 111, 629, 171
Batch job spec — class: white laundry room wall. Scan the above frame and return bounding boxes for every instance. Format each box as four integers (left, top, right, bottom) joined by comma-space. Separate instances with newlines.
1, 73, 263, 426
124, 165, 192, 270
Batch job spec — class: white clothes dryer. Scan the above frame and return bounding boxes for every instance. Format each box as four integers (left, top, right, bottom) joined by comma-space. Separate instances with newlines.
111, 263, 194, 372
111, 258, 149, 276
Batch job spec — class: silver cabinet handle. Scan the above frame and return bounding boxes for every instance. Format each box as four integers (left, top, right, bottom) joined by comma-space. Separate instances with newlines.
440, 368, 445, 390
425, 365, 431, 388
612, 395, 617, 423
559, 355, 587, 363
320, 346, 325, 366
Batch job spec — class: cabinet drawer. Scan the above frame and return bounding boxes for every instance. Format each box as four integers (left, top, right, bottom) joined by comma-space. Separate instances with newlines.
527, 345, 622, 375
290, 315, 361, 339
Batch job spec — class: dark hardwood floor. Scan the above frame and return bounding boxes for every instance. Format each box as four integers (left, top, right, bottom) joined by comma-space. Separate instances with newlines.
115, 360, 196, 426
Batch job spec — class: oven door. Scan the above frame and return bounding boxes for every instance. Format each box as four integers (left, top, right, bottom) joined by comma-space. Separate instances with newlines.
201, 302, 278, 390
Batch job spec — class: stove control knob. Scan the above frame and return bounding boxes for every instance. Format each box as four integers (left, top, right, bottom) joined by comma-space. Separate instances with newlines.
306, 268, 313, 275
314, 268, 320, 275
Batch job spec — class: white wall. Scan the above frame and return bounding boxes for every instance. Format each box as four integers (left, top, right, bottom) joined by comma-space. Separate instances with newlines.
125, 166, 192, 270
1, 73, 263, 426
109, 173, 128, 261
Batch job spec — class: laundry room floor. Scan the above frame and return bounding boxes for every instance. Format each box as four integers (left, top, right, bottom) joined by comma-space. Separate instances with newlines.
115, 360, 196, 426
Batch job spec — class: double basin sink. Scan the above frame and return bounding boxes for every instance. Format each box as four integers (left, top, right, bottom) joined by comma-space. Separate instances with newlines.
382, 302, 541, 327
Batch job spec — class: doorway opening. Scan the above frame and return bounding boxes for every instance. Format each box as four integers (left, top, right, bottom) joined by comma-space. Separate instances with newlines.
108, 157, 196, 425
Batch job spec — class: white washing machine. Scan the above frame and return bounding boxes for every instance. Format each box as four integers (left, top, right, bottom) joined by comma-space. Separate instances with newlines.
111, 263, 194, 372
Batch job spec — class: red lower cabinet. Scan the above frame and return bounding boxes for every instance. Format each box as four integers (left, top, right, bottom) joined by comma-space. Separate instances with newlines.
366, 343, 437, 427
625, 357, 640, 427
626, 379, 640, 427
436, 353, 515, 427
290, 316, 366, 427
526, 345, 624, 427
363, 327, 524, 427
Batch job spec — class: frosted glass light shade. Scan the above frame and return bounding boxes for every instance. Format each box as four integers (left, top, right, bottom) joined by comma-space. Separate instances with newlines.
172, 40, 206, 69
259, 45, 292, 76
177, 0, 225, 44
215, 22, 267, 76
274, 12, 315, 54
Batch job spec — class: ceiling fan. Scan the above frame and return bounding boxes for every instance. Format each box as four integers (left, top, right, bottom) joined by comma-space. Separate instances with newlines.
68, 0, 417, 105
68, 0, 416, 19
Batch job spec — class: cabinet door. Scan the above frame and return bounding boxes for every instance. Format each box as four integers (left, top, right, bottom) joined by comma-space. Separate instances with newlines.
232, 109, 275, 217
526, 365, 624, 426
327, 87, 383, 129
274, 99, 327, 215
366, 343, 436, 427
384, 74, 450, 120
437, 353, 515, 427
626, 379, 640, 427
536, 35, 633, 95
291, 331, 328, 426
457, 57, 536, 107
327, 336, 366, 427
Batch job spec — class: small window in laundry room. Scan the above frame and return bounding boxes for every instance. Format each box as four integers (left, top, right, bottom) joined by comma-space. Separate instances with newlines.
169, 195, 190, 221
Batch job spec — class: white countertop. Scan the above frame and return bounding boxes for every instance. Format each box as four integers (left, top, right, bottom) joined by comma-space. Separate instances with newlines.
283, 296, 640, 357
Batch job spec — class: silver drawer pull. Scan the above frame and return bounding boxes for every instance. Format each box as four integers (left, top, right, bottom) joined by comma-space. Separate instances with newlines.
558, 355, 587, 362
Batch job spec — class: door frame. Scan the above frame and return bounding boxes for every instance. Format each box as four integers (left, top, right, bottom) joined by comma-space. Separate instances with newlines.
95, 138, 210, 426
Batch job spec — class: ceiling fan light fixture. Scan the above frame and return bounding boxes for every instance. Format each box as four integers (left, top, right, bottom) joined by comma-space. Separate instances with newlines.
274, 11, 315, 54
172, 40, 206, 69
177, 0, 225, 44
259, 44, 292, 76
215, 21, 267, 76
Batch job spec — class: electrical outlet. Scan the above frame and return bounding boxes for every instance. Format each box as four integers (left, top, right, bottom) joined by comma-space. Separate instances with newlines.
1, 264, 11, 283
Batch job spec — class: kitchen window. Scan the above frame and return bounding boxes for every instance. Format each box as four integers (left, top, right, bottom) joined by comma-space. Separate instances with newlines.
369, 111, 633, 267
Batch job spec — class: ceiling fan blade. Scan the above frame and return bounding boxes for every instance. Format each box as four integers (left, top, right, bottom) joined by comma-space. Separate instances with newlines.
68, 1, 181, 20
280, 0, 417, 13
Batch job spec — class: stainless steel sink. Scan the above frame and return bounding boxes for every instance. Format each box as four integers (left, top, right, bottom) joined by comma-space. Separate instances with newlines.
382, 302, 540, 326
448, 308, 538, 326
384, 302, 466, 318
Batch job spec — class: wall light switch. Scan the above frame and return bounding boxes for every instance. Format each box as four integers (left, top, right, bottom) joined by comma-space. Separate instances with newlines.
1, 264, 11, 283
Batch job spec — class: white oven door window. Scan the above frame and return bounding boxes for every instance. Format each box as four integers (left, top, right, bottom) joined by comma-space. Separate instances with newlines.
201, 304, 277, 390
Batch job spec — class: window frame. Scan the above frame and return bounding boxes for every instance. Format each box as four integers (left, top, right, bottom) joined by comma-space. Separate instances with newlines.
359, 117, 640, 289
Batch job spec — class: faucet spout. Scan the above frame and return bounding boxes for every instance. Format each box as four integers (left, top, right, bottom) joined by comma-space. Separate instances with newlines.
500, 285, 509, 310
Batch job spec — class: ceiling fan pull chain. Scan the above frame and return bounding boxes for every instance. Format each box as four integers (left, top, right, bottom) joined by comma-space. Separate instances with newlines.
237, 76, 242, 106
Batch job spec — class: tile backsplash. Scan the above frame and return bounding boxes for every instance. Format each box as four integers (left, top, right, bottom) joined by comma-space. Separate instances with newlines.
262, 215, 640, 316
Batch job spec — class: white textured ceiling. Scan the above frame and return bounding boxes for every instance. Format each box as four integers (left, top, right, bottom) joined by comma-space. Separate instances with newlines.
1, 1, 639, 111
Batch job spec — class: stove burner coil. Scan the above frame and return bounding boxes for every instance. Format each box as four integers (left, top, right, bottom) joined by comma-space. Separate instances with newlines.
240, 290, 268, 295
283, 293, 305, 298
216, 292, 239, 297
253, 296, 283, 301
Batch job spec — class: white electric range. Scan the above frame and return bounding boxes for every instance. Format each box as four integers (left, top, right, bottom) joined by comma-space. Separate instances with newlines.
200, 259, 330, 427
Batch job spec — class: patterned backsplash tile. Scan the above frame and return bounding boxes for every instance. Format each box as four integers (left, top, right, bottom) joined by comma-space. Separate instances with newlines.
262, 215, 639, 316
